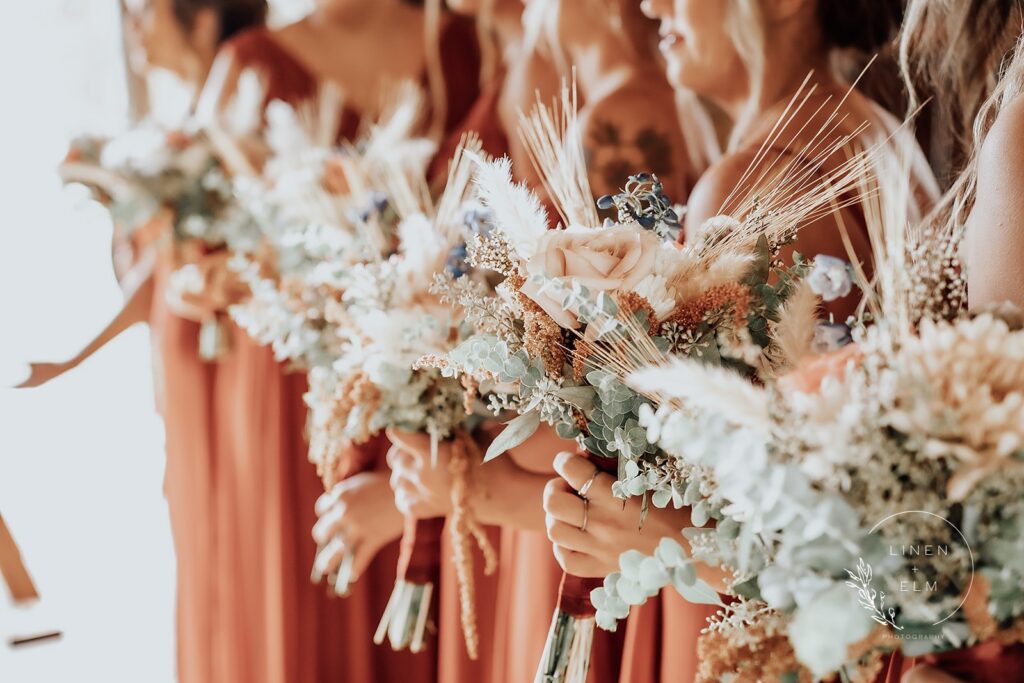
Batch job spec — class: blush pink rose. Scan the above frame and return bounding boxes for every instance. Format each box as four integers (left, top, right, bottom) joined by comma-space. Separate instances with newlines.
521, 226, 661, 328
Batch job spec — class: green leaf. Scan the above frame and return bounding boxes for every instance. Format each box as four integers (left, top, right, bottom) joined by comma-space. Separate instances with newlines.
672, 577, 723, 606
555, 386, 596, 410
484, 410, 541, 462
743, 234, 772, 285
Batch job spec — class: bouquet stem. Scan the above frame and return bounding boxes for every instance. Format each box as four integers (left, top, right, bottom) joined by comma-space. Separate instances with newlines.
374, 515, 445, 652
534, 572, 601, 683
198, 315, 229, 362
536, 449, 613, 683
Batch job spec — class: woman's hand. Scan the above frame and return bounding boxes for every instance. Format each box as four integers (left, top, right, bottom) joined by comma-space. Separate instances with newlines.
386, 430, 454, 519
386, 426, 555, 533
544, 451, 691, 578
310, 470, 405, 583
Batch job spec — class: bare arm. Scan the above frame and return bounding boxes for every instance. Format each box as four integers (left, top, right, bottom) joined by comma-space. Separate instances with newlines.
965, 96, 1024, 309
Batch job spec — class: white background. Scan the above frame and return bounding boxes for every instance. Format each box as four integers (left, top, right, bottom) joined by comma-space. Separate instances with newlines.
1, 2, 173, 681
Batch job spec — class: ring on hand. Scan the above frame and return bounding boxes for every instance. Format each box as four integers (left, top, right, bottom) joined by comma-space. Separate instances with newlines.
579, 497, 589, 532
578, 469, 599, 500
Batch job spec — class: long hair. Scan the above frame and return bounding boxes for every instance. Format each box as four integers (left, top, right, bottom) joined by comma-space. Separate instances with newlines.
900, 0, 1024, 227
170, 0, 268, 43
899, 0, 1024, 165
723, 0, 903, 149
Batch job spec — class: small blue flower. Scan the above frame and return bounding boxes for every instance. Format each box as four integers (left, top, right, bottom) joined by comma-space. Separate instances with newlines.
446, 243, 469, 278
370, 192, 389, 213
812, 322, 852, 353
807, 255, 853, 301
461, 206, 493, 236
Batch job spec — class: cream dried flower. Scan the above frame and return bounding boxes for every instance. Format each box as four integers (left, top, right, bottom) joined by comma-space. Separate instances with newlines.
886, 314, 1024, 500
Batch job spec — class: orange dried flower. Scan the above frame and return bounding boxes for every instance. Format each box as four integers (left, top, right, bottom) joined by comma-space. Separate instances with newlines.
696, 621, 812, 683
779, 343, 863, 395
572, 339, 594, 382
615, 290, 660, 335
321, 155, 350, 195
668, 283, 751, 330
524, 308, 566, 376
963, 574, 998, 642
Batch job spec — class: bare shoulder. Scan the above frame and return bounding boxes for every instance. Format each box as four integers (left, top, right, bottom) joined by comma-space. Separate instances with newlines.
579, 85, 690, 198
977, 95, 1024, 178
966, 94, 1024, 308
684, 148, 764, 232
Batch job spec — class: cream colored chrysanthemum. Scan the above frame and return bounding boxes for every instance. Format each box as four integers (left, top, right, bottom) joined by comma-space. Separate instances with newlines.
887, 314, 1024, 500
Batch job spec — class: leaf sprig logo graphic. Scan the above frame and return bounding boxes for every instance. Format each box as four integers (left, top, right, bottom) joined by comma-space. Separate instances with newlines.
844, 558, 903, 630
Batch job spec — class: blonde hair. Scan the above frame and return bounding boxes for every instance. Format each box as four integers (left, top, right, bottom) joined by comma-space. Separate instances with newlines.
899, 0, 1024, 166
900, 0, 1024, 227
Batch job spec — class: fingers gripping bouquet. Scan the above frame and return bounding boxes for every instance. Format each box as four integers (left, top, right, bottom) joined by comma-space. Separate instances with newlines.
60, 71, 267, 359
612, 170, 1024, 681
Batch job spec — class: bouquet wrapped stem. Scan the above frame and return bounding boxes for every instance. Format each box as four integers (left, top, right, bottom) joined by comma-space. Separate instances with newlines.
535, 451, 613, 683
374, 515, 445, 653
535, 572, 601, 683
198, 314, 230, 362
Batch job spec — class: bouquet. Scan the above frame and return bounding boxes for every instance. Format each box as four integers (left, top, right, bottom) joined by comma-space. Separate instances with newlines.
60, 73, 265, 254
60, 75, 266, 360
433, 82, 884, 682
608, 171, 1024, 681
229, 83, 436, 370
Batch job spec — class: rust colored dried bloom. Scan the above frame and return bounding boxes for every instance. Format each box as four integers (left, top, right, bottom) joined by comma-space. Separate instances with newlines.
843, 627, 894, 682
525, 309, 566, 376
696, 623, 811, 683
572, 339, 594, 382
962, 574, 998, 641
615, 290, 660, 335
460, 374, 479, 416
572, 408, 588, 432
668, 283, 751, 330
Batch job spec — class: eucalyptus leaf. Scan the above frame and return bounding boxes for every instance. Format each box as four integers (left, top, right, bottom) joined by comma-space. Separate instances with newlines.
484, 410, 541, 462
554, 385, 596, 410
672, 577, 723, 606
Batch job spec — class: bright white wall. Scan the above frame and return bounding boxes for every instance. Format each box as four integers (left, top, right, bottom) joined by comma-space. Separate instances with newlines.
0, 2, 175, 681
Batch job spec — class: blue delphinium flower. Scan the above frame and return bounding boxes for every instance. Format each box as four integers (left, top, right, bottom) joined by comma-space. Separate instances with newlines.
446, 243, 469, 278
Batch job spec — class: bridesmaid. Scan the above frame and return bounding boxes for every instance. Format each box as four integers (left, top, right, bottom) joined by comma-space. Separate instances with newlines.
544, 1, 938, 682
110, 3, 269, 683
187, 2, 477, 682
881, 4, 1024, 681
388, 3, 700, 683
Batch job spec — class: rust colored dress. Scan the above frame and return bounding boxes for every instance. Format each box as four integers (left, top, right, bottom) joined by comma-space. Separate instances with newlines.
156, 27, 422, 683
874, 641, 1024, 681
433, 74, 507, 683
211, 18, 482, 683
